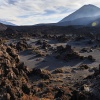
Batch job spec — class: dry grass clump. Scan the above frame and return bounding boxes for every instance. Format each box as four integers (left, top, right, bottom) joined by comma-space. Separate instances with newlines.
21, 95, 39, 100
42, 92, 54, 100
41, 98, 51, 100
31, 46, 47, 57
87, 55, 95, 62
78, 64, 89, 70
53, 68, 64, 73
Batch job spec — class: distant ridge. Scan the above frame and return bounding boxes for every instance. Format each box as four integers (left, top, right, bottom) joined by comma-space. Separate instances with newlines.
0, 20, 16, 26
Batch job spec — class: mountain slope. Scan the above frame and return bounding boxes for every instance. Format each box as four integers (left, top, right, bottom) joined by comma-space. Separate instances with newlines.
60, 4, 100, 23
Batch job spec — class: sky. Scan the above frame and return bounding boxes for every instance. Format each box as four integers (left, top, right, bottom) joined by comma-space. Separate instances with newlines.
0, 0, 100, 25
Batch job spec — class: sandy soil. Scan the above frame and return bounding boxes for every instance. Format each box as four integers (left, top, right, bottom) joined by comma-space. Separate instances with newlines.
18, 38, 100, 86
19, 38, 100, 69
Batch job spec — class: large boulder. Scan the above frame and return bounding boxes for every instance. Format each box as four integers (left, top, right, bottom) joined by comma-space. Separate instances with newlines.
31, 68, 51, 79
16, 40, 29, 51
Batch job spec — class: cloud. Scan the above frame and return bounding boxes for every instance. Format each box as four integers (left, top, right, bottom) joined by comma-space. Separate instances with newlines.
0, 0, 100, 25
7, 0, 18, 5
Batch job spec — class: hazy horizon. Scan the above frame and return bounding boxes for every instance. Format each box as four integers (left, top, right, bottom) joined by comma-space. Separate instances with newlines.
0, 0, 100, 25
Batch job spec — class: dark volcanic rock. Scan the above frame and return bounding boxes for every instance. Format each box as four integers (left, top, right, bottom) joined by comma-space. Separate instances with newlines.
0, 43, 39, 100
31, 68, 51, 79
16, 40, 29, 51
55, 45, 84, 61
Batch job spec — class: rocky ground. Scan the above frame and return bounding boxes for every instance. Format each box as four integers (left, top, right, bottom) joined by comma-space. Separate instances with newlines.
0, 35, 100, 100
